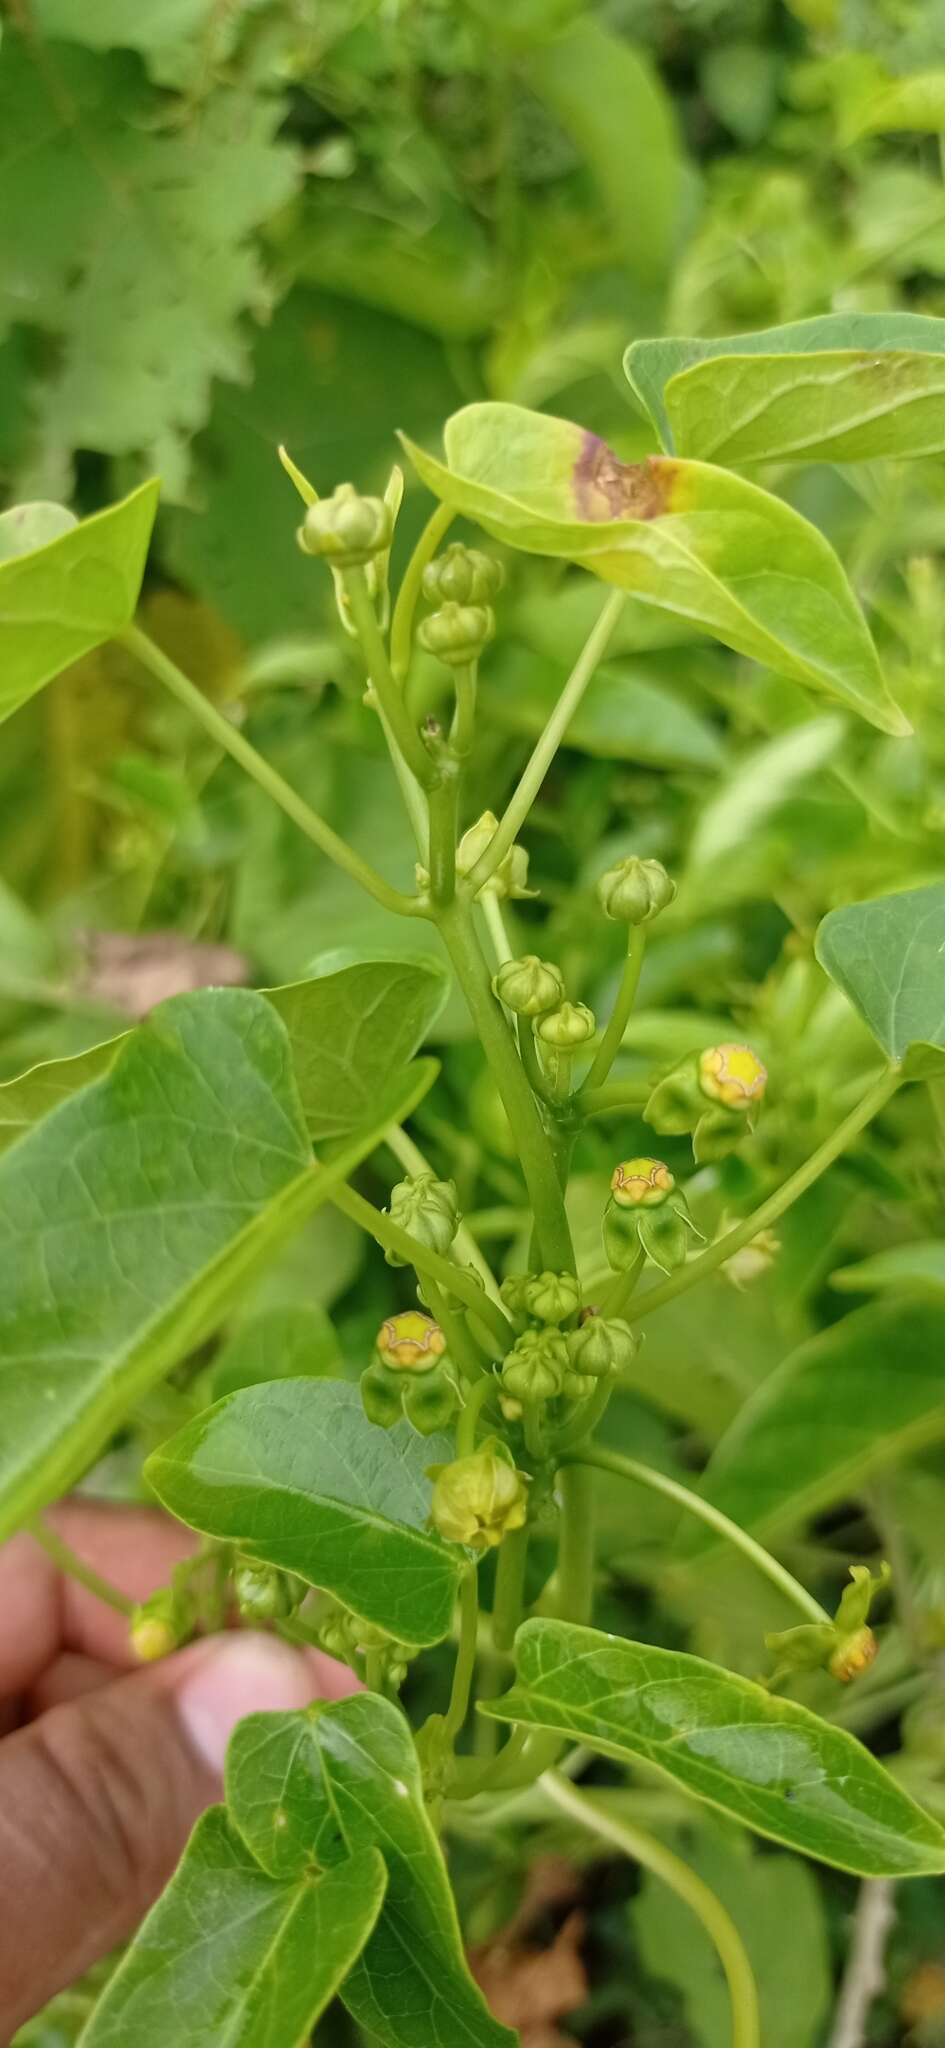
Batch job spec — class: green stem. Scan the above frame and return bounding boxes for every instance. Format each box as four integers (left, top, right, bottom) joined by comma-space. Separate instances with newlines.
365, 1648, 386, 1695
463, 589, 626, 895
30, 1516, 134, 1618
428, 770, 459, 905
553, 1375, 615, 1453
518, 1020, 552, 1105
580, 1080, 651, 1118
343, 567, 438, 790
386, 1124, 502, 1303
631, 1067, 902, 1325
423, 1276, 486, 1384
330, 1182, 512, 1351
456, 1373, 497, 1457
479, 892, 514, 968
121, 626, 419, 920
582, 928, 647, 1093
434, 898, 575, 1273
444, 1569, 480, 1742
565, 1447, 830, 1625
492, 1523, 529, 1654
451, 663, 478, 758
599, 1244, 646, 1320
541, 1772, 761, 2048
556, 1462, 594, 1624
390, 503, 455, 683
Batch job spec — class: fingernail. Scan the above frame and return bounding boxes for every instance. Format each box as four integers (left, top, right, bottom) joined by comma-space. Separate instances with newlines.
175, 1633, 316, 1775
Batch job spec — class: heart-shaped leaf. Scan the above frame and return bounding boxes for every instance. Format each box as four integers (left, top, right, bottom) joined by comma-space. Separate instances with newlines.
146, 1379, 465, 1645
79, 1809, 386, 2048
0, 478, 158, 724
266, 954, 448, 1141
483, 1618, 945, 1876
625, 311, 945, 460
689, 1299, 945, 1545
227, 1695, 514, 2048
0, 986, 436, 1539
402, 403, 907, 736
816, 883, 945, 1069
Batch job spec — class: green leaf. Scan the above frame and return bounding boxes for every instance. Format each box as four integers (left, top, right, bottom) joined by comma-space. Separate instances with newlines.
402, 403, 907, 737
528, 20, 681, 285
266, 955, 448, 1142
483, 1618, 945, 1876
484, 644, 725, 771
625, 311, 945, 457
79, 1809, 386, 2048
687, 716, 845, 870
845, 70, 945, 140
0, 987, 436, 1540
0, 481, 158, 725
691, 1300, 945, 1545
0, 1041, 120, 1158
815, 882, 945, 1065
146, 1379, 466, 1646
832, 1242, 945, 1298
0, 503, 77, 561
211, 1303, 340, 1397
227, 1696, 514, 2048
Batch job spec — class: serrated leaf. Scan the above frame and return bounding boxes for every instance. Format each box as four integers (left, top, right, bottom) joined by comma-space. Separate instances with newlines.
266, 955, 448, 1141
483, 1618, 945, 1876
402, 403, 907, 736
815, 882, 945, 1064
691, 1299, 945, 1545
227, 1697, 514, 2048
0, 481, 158, 724
78, 1809, 386, 2048
625, 311, 945, 455
0, 988, 436, 1540
146, 1379, 465, 1646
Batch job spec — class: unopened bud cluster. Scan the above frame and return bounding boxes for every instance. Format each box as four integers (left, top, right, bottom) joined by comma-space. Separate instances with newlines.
234, 1561, 307, 1624
418, 545, 504, 668
496, 1268, 637, 1417
646, 1041, 768, 1163
361, 1311, 459, 1435
319, 1606, 411, 1689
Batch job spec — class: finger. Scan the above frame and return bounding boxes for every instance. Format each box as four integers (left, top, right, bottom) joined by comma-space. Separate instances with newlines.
28, 1653, 114, 1715
0, 1501, 196, 1695
0, 1631, 357, 2036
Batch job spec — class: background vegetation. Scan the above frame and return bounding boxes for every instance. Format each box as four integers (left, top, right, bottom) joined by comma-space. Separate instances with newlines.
7, 0, 945, 2041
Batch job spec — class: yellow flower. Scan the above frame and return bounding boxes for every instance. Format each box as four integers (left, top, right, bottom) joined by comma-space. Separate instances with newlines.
698, 1042, 767, 1110
376, 1310, 447, 1374
610, 1157, 675, 1208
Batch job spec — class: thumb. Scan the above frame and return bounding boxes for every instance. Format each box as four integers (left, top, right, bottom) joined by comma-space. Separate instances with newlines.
0, 1633, 321, 2036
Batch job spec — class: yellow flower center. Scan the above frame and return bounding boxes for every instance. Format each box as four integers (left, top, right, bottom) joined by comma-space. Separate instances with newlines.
376, 1311, 446, 1373
610, 1157, 675, 1207
699, 1042, 767, 1109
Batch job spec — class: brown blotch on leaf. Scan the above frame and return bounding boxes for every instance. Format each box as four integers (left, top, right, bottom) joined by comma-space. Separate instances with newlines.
574, 433, 672, 523
470, 1857, 587, 2045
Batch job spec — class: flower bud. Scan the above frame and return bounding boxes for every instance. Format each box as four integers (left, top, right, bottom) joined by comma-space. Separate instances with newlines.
499, 1272, 533, 1322
376, 1310, 447, 1374
766, 1563, 889, 1686
501, 1327, 568, 1403
429, 1441, 528, 1550
418, 602, 495, 668
299, 483, 392, 567
455, 812, 537, 902
386, 1175, 460, 1265
360, 1360, 406, 1429
522, 1270, 581, 1325
698, 1043, 767, 1112
404, 1370, 460, 1436
537, 1001, 596, 1049
597, 855, 676, 926
422, 543, 504, 607
567, 1314, 638, 1379
492, 954, 564, 1018
234, 1562, 305, 1623
828, 1627, 878, 1683
610, 1157, 674, 1208
129, 1588, 186, 1663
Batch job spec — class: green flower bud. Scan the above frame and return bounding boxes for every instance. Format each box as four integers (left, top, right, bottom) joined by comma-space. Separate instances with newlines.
234, 1562, 305, 1623
418, 601, 495, 668
129, 1588, 187, 1663
455, 812, 538, 902
386, 1174, 460, 1265
376, 1310, 447, 1374
501, 1327, 568, 1403
299, 483, 392, 567
492, 954, 564, 1018
499, 1272, 533, 1322
766, 1564, 889, 1686
422, 543, 505, 607
429, 1440, 528, 1550
404, 1368, 460, 1436
567, 1314, 637, 1379
537, 1001, 596, 1049
360, 1360, 405, 1428
522, 1270, 581, 1325
597, 855, 676, 926
610, 1157, 675, 1208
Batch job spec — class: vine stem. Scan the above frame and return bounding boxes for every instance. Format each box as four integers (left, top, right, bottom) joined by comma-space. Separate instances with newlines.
582, 927, 647, 1093
434, 897, 575, 1273
390, 503, 455, 683
556, 1463, 595, 1624
579, 1080, 650, 1118
444, 1569, 480, 1742
120, 626, 419, 920
329, 1182, 511, 1351
30, 1516, 134, 1618
464, 589, 626, 895
541, 1771, 761, 2048
492, 1524, 529, 1654
564, 1446, 830, 1625
630, 1067, 902, 1325
456, 1374, 497, 1458
386, 1124, 502, 1304
343, 567, 438, 791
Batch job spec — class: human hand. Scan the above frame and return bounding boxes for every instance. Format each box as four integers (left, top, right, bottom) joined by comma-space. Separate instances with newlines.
0, 1500, 357, 2038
